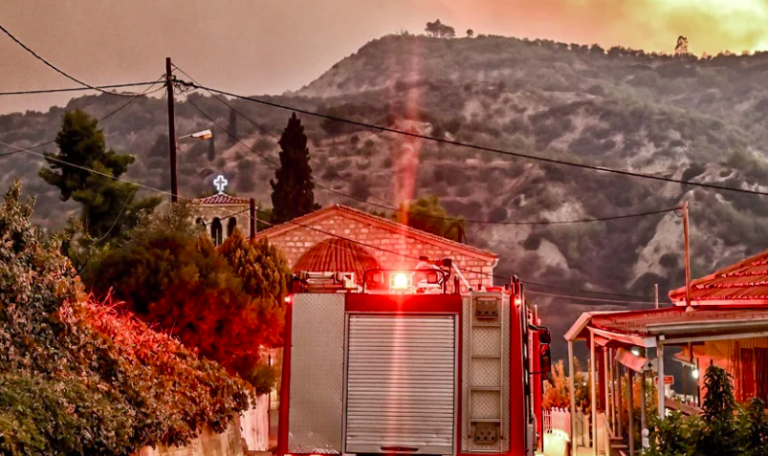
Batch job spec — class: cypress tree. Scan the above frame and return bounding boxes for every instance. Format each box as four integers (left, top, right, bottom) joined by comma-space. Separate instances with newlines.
228, 107, 238, 144
207, 136, 216, 161
270, 113, 320, 223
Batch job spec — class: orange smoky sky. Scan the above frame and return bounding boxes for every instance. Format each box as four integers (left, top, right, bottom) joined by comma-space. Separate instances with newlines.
1, 0, 767, 114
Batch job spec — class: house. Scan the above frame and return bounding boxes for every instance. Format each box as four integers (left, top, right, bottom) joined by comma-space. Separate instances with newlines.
255, 204, 499, 291
561, 248, 768, 456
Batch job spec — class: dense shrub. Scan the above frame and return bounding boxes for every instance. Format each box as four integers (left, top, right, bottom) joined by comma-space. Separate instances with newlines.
0, 182, 250, 455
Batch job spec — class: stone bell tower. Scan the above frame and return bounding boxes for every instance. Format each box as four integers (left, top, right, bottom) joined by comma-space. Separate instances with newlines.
192, 174, 256, 245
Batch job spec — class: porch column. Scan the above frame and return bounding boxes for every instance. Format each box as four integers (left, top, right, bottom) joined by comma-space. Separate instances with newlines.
657, 337, 665, 421
608, 348, 616, 435
568, 340, 577, 456
604, 348, 612, 431
590, 331, 598, 456
628, 369, 635, 456
616, 359, 623, 439
640, 371, 647, 439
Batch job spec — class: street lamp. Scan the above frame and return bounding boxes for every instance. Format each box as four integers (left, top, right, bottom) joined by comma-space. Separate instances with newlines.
179, 129, 213, 141
170, 129, 213, 203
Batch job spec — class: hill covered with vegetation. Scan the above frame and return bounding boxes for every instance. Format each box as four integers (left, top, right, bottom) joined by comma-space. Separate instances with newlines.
4, 33, 768, 342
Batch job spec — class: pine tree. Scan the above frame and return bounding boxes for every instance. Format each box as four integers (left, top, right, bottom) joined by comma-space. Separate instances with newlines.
39, 109, 160, 242
270, 113, 320, 223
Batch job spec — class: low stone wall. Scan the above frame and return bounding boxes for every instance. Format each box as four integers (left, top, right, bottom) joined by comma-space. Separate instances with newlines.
136, 421, 243, 456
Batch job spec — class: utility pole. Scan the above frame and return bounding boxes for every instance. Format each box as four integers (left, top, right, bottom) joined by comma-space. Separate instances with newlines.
654, 283, 659, 309
683, 201, 691, 307
249, 198, 256, 239
166, 57, 178, 203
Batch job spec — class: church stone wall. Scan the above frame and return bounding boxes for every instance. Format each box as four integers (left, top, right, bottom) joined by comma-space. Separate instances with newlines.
263, 213, 496, 290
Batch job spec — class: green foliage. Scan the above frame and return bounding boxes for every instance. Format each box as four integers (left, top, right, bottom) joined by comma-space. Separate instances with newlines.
39, 109, 160, 243
741, 398, 768, 456
85, 205, 289, 392
270, 113, 321, 224
396, 196, 465, 242
646, 365, 768, 456
0, 181, 249, 455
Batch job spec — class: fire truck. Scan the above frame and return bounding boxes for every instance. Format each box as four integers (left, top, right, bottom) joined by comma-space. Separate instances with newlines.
278, 259, 552, 456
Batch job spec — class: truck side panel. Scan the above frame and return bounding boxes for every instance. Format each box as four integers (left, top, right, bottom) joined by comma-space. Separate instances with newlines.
283, 293, 346, 454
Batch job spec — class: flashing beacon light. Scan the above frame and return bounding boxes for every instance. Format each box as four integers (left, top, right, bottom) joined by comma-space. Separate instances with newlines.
284, 295, 293, 304
514, 295, 523, 306
391, 272, 411, 290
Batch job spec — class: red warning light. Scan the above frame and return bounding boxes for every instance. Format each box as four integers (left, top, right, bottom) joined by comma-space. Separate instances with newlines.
514, 295, 523, 306
284, 295, 293, 304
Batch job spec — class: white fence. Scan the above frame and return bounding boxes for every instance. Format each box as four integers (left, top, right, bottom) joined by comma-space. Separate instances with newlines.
544, 408, 590, 447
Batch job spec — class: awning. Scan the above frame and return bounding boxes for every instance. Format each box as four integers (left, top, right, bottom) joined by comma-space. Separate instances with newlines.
615, 347, 654, 373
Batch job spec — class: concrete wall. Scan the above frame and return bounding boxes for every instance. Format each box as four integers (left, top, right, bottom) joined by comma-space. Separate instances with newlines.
241, 395, 270, 452
136, 421, 243, 456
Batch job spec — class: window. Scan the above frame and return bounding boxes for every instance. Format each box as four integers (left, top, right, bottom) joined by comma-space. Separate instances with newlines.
756, 348, 768, 403
227, 217, 237, 237
211, 218, 223, 246
742, 348, 755, 400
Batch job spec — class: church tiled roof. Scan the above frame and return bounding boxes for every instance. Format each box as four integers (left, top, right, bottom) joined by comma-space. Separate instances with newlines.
194, 193, 250, 205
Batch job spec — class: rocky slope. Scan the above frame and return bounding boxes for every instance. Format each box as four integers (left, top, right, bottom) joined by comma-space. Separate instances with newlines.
4, 34, 768, 348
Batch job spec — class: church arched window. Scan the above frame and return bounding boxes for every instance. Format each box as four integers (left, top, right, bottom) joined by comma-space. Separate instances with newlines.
211, 218, 223, 246
227, 217, 237, 237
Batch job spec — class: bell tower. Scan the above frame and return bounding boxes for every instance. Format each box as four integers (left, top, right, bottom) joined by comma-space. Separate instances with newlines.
192, 174, 256, 245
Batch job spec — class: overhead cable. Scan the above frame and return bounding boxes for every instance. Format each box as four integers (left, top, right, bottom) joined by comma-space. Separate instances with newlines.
184, 81, 768, 198
0, 22, 144, 97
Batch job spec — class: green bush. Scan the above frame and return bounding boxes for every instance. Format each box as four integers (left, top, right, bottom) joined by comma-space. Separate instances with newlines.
0, 182, 250, 455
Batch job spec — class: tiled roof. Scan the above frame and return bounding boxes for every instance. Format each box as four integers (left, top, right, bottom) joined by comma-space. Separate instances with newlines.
566, 305, 768, 341
293, 238, 381, 284
194, 193, 250, 205
669, 248, 768, 304
255, 205, 498, 261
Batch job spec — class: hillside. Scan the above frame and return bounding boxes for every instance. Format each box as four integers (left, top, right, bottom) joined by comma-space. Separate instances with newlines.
4, 34, 768, 343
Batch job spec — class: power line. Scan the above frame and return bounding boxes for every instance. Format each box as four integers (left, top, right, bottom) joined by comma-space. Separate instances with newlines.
526, 291, 656, 306
250, 212, 655, 305
0, 140, 179, 199
172, 65, 279, 140
0, 81, 162, 96
0, 79, 165, 159
0, 23, 141, 97
177, 84, 679, 227
2, 132, 654, 302
186, 82, 768, 198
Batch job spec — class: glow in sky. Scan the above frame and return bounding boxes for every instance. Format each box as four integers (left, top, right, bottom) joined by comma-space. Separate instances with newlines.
2, 0, 768, 114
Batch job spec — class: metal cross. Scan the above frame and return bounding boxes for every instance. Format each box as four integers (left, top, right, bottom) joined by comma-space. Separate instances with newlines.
213, 175, 228, 194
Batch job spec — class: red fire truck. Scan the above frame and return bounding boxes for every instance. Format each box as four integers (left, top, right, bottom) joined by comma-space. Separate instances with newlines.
278, 261, 551, 456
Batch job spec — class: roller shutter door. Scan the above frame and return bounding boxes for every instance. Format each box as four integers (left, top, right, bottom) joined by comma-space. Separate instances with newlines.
345, 315, 457, 455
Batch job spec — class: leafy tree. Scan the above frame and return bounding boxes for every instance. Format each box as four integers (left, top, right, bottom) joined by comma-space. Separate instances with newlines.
84, 204, 289, 392
543, 360, 569, 409
425, 20, 442, 37
467, 29, 474, 38
0, 181, 249, 455
396, 196, 465, 242
39, 109, 160, 243
270, 113, 320, 224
